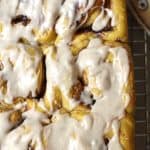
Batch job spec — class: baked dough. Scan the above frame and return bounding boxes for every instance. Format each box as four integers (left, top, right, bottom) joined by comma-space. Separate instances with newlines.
0, 42, 44, 104
0, 0, 134, 150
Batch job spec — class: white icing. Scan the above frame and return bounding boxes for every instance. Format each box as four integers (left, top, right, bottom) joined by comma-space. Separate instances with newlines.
0, 1, 131, 150
77, 38, 129, 124
92, 8, 116, 32
41, 0, 63, 30
45, 43, 78, 110
0, 42, 42, 103
0, 0, 97, 43
1, 109, 46, 150
44, 38, 129, 150
55, 0, 96, 40
77, 38, 129, 99
46, 0, 97, 108
0, 111, 13, 144
43, 113, 107, 150
0, 0, 62, 42
80, 87, 93, 105
108, 120, 122, 150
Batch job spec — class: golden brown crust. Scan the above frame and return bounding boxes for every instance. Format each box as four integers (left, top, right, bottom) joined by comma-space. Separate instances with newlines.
120, 114, 135, 150
120, 45, 135, 150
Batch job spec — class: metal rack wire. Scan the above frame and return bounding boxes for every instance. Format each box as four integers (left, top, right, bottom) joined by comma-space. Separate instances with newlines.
128, 10, 150, 150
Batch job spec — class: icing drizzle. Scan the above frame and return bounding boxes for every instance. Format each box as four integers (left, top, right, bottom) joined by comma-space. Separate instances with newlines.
0, 0, 130, 150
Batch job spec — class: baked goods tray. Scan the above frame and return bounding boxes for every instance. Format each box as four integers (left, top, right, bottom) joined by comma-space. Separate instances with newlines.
128, 10, 150, 150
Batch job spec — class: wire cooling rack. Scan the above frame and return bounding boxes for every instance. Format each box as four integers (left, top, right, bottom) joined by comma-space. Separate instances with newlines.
128, 10, 150, 150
